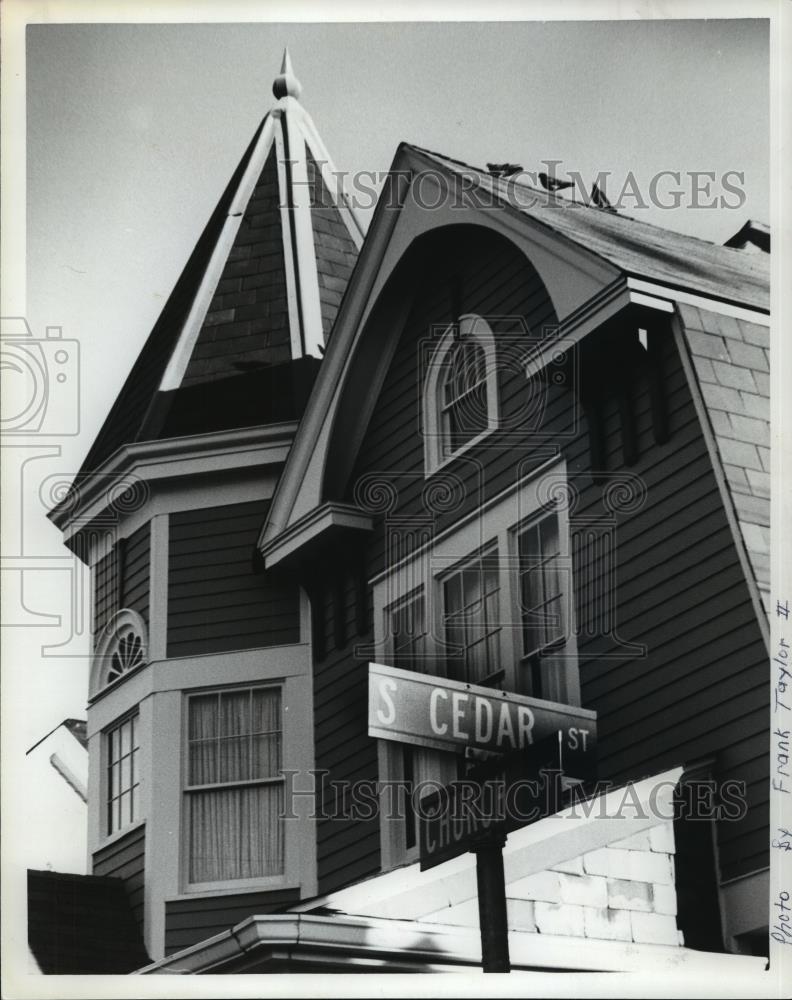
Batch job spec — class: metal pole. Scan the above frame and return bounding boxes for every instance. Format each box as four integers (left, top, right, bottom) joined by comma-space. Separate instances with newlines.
473, 830, 510, 973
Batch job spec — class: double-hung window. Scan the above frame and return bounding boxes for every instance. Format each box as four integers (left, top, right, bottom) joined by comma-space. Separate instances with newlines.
106, 712, 140, 835
517, 512, 568, 701
373, 463, 579, 869
185, 685, 283, 886
442, 548, 502, 686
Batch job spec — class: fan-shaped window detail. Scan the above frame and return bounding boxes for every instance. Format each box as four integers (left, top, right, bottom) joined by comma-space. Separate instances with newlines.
91, 609, 148, 696
423, 314, 499, 474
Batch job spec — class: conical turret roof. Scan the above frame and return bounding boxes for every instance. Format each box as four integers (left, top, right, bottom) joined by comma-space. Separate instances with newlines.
80, 51, 363, 476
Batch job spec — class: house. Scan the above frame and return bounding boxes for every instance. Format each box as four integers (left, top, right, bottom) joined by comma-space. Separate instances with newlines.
43, 52, 770, 976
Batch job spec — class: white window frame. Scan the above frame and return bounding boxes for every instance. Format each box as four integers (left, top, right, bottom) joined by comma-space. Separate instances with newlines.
423, 314, 500, 476
181, 682, 287, 894
373, 459, 579, 870
104, 709, 141, 838
91, 608, 148, 698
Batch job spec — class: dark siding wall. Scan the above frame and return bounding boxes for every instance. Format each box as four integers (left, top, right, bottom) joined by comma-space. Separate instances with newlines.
92, 521, 150, 643
164, 888, 299, 956
93, 824, 146, 935
167, 499, 300, 658
311, 226, 767, 894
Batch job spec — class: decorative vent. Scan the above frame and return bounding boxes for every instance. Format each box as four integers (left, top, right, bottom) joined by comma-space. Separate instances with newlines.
91, 609, 148, 697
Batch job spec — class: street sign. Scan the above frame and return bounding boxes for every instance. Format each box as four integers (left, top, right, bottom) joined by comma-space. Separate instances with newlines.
419, 731, 598, 870
368, 662, 596, 755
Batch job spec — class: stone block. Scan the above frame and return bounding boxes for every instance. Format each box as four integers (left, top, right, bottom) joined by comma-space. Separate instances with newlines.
558, 873, 608, 908
652, 883, 678, 916
607, 878, 653, 912
583, 906, 632, 942
631, 911, 680, 946
534, 901, 585, 937
422, 898, 480, 927
630, 850, 675, 885
508, 869, 561, 903
649, 823, 675, 854
506, 898, 536, 931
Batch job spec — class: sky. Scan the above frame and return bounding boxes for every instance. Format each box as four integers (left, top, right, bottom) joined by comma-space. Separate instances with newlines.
5, 12, 772, 750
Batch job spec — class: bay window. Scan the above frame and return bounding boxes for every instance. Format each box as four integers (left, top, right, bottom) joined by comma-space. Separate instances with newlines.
185, 685, 284, 886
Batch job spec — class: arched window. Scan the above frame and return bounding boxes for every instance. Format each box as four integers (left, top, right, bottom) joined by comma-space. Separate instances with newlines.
91, 609, 148, 696
423, 314, 499, 474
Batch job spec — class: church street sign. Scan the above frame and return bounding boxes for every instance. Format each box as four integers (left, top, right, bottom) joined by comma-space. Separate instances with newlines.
368, 662, 597, 756
418, 731, 598, 870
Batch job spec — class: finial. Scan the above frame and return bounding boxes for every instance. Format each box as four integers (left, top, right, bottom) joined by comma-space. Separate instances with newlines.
272, 48, 302, 100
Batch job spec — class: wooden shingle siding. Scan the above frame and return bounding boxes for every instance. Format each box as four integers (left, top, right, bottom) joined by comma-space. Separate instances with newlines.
164, 888, 299, 955
167, 500, 300, 658
312, 226, 768, 894
93, 824, 146, 935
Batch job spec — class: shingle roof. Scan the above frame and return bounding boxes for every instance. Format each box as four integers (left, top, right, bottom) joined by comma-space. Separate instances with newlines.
73, 55, 362, 483
677, 304, 770, 606
409, 146, 769, 312
28, 869, 150, 974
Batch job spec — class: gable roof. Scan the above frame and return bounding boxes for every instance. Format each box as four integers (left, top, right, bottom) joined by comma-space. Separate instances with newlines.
76, 51, 363, 481
412, 147, 769, 312
258, 141, 770, 567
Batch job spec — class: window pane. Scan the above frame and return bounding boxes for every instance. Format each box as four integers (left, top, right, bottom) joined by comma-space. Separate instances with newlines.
251, 689, 280, 734
117, 791, 129, 828
110, 762, 121, 799
120, 720, 131, 756
131, 784, 140, 822
217, 734, 250, 783
189, 784, 284, 883
189, 694, 219, 740
220, 690, 250, 737
120, 753, 131, 791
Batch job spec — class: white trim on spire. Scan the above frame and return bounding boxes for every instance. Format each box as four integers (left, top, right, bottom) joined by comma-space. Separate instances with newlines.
273, 112, 305, 361
283, 102, 325, 359
158, 113, 277, 392
300, 106, 366, 249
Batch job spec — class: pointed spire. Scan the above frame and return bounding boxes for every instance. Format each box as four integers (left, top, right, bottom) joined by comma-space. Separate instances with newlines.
272, 48, 302, 100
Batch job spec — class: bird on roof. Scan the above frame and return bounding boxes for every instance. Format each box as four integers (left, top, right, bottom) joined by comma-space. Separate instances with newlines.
538, 172, 575, 192
591, 180, 617, 212
486, 163, 523, 178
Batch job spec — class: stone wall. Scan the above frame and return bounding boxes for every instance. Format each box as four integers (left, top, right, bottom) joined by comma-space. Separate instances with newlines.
422, 821, 683, 947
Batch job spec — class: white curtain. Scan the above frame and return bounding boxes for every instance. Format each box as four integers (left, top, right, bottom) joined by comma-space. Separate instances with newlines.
188, 688, 283, 882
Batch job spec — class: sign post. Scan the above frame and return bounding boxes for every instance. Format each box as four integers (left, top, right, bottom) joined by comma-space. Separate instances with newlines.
474, 829, 510, 973
368, 663, 598, 974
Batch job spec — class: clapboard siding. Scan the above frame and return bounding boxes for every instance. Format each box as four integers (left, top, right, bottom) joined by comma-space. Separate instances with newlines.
310, 226, 768, 895
167, 500, 299, 657
93, 824, 146, 935
93, 521, 150, 644
164, 888, 299, 955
